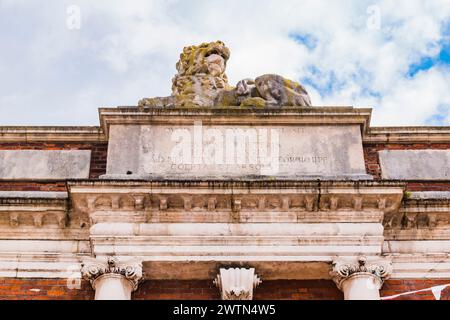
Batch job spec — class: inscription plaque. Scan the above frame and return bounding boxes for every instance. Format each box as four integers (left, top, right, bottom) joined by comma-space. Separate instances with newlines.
105, 123, 370, 180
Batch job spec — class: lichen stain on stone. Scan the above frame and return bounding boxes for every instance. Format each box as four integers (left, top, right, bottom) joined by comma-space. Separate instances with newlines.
139, 41, 312, 109
240, 97, 266, 108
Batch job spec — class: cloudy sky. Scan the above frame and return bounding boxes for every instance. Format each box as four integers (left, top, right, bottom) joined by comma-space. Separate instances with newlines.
0, 0, 449, 126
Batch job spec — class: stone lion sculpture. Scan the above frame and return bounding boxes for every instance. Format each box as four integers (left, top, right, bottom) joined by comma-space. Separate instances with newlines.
138, 41, 311, 108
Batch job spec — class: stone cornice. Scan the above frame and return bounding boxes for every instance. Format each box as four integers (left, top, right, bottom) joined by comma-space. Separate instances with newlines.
81, 257, 143, 291
384, 197, 450, 239
67, 179, 406, 190
72, 180, 400, 269
0, 126, 106, 142
0, 194, 68, 228
98, 106, 372, 137
68, 180, 405, 227
3, 109, 449, 145
2, 109, 449, 145
387, 253, 450, 279
0, 191, 68, 199
330, 256, 393, 290
365, 126, 450, 144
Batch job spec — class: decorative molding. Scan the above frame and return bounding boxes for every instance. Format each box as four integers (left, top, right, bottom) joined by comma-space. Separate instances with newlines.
214, 268, 261, 300
330, 256, 392, 290
68, 181, 405, 226
383, 198, 450, 236
364, 126, 450, 144
208, 197, 217, 211
353, 196, 363, 211
159, 196, 168, 210
0, 126, 105, 142
0, 195, 68, 229
98, 106, 372, 137
81, 257, 143, 291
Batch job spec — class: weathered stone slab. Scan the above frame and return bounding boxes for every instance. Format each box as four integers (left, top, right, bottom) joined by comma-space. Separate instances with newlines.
379, 150, 450, 180
0, 150, 91, 180
409, 191, 450, 200
105, 124, 370, 180
0, 191, 68, 199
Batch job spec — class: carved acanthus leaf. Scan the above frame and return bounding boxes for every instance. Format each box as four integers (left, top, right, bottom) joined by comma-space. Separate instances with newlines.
330, 256, 392, 290
214, 268, 262, 300
81, 257, 143, 291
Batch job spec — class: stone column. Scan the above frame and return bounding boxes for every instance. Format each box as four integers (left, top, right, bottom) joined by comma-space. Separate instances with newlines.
214, 268, 262, 300
81, 257, 143, 300
330, 256, 392, 300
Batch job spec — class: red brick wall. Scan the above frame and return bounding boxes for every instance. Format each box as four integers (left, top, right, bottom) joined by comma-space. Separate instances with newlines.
0, 278, 448, 300
132, 280, 344, 300
87, 143, 108, 178
382, 279, 450, 300
0, 278, 93, 300
254, 280, 343, 300
0, 181, 68, 191
404, 182, 450, 191
133, 280, 220, 300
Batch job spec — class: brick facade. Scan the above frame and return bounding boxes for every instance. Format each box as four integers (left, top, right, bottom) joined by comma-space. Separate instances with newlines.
0, 278, 94, 300
0, 181, 68, 192
0, 279, 448, 300
0, 119, 448, 300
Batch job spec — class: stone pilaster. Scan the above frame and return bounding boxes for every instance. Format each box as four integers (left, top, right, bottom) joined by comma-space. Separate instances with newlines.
214, 268, 262, 300
330, 256, 392, 300
81, 257, 143, 300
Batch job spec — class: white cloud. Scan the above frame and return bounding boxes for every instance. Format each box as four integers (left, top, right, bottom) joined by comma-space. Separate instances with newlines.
0, 0, 449, 125
375, 66, 450, 125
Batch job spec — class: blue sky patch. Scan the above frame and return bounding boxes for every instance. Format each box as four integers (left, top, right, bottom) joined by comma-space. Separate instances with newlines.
290, 33, 318, 50
425, 105, 450, 125
407, 22, 450, 77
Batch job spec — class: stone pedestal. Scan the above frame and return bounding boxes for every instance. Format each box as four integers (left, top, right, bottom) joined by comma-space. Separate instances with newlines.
100, 107, 372, 181
81, 257, 142, 300
330, 256, 392, 300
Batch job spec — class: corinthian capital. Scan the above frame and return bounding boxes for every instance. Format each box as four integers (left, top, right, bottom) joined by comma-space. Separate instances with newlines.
330, 256, 392, 290
81, 257, 143, 291
214, 268, 262, 300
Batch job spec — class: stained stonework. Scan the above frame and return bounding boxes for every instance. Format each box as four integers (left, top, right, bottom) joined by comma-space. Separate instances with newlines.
139, 41, 311, 108
0, 150, 91, 180
379, 149, 450, 180
0, 42, 449, 300
104, 123, 369, 180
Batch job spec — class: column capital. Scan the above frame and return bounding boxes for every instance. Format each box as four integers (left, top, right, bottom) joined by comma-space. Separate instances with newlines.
81, 257, 143, 291
330, 256, 392, 290
214, 268, 262, 300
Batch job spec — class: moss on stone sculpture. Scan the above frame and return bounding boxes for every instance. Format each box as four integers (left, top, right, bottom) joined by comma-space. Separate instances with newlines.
139, 41, 312, 108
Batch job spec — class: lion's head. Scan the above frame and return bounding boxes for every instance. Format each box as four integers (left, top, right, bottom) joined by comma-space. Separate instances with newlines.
175, 41, 230, 77
169, 41, 232, 106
